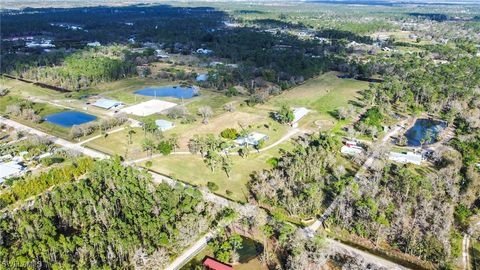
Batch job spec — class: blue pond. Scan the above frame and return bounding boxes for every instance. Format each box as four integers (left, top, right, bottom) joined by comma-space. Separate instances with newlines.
134, 86, 197, 99
404, 118, 446, 147
44, 111, 97, 127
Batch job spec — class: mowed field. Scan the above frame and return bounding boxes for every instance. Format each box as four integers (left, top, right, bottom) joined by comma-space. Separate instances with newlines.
268, 71, 368, 120
144, 142, 294, 202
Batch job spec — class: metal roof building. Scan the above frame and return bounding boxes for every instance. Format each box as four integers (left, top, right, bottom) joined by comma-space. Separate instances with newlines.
155, 119, 175, 131
92, 99, 123, 110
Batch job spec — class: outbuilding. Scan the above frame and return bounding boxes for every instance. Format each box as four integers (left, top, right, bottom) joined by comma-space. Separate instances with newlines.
202, 257, 233, 270
291, 107, 310, 127
196, 74, 209, 82
92, 99, 124, 110
155, 119, 175, 131
0, 161, 25, 183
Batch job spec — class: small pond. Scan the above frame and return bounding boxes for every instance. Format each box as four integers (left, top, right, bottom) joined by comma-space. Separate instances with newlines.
404, 118, 446, 147
44, 111, 97, 127
134, 86, 198, 99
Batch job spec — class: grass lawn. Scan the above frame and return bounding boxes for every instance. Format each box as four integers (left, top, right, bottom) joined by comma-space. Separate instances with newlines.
1, 78, 65, 101
143, 142, 294, 202
85, 127, 148, 159
268, 71, 368, 120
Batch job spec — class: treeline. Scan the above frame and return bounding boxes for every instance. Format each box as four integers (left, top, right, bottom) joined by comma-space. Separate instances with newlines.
1, 5, 226, 45
2, 5, 362, 93
19, 49, 136, 90
70, 113, 128, 139
361, 52, 480, 120
0, 158, 223, 269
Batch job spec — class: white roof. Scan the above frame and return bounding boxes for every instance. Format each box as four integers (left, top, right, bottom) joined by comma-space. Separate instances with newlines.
87, 41, 101, 47
341, 145, 363, 155
234, 132, 268, 146
292, 107, 310, 124
389, 152, 422, 165
155, 119, 174, 131
92, 99, 123, 109
121, 99, 177, 116
0, 161, 25, 182
196, 74, 208, 81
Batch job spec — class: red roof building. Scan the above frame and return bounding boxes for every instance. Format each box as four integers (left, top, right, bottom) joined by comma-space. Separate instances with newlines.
202, 257, 234, 270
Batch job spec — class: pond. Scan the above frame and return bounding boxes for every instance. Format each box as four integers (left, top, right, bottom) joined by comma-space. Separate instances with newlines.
44, 111, 97, 127
404, 118, 446, 147
134, 86, 198, 99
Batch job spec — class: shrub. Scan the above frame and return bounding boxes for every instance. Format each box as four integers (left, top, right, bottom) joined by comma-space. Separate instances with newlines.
225, 86, 239, 97
207, 181, 219, 192
157, 141, 173, 155
220, 128, 239, 140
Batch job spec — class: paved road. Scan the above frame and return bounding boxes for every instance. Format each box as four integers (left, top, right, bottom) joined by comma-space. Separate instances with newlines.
0, 117, 108, 159
2, 117, 412, 270
327, 238, 409, 270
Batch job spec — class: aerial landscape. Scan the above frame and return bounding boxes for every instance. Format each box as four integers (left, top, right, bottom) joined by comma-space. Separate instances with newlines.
1, 0, 480, 269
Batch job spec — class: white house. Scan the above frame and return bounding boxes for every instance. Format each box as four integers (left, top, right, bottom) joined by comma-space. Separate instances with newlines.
155, 119, 175, 131
389, 151, 422, 165
234, 132, 269, 146
196, 74, 209, 82
196, 48, 213, 54
155, 49, 169, 58
87, 41, 101, 47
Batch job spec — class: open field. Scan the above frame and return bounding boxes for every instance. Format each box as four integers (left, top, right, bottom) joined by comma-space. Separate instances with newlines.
143, 142, 294, 202
1, 78, 65, 100
268, 72, 368, 118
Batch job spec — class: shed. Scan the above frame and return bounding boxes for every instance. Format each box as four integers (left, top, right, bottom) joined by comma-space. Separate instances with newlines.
196, 74, 209, 82
155, 119, 175, 131
202, 257, 233, 270
0, 161, 25, 182
92, 99, 123, 110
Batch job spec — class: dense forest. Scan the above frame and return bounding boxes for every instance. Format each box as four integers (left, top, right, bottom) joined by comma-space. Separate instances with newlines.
1, 5, 365, 92
0, 158, 223, 269
249, 133, 350, 218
